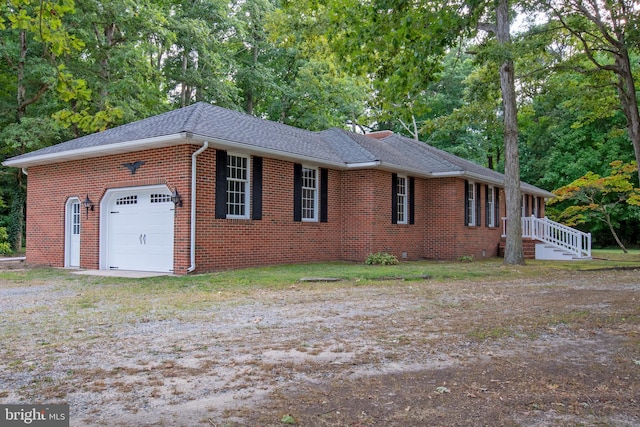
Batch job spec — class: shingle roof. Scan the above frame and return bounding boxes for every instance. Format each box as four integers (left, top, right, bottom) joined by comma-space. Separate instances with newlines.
4, 102, 553, 197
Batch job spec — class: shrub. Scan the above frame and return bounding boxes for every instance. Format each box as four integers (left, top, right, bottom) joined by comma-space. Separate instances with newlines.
0, 227, 11, 255
365, 252, 399, 265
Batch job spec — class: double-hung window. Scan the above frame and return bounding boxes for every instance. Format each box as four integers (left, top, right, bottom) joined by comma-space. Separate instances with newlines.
466, 181, 476, 226
216, 150, 262, 220
465, 180, 481, 226
301, 167, 318, 221
294, 164, 328, 223
486, 186, 495, 227
396, 175, 408, 224
392, 174, 413, 225
226, 154, 249, 218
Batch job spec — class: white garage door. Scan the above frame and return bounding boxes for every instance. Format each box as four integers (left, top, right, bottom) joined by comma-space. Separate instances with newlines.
105, 187, 175, 272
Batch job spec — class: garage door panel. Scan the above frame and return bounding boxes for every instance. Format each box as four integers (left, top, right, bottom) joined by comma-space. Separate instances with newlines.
106, 187, 174, 273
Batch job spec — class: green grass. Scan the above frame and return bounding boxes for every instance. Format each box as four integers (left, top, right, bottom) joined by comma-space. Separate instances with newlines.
2, 255, 639, 323
591, 248, 640, 261
4, 253, 640, 292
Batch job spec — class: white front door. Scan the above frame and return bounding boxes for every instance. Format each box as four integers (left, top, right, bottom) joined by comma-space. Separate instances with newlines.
65, 198, 81, 268
102, 187, 175, 272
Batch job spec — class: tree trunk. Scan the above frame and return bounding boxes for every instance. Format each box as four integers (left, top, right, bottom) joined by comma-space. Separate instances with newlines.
98, 23, 117, 103
497, 0, 525, 265
12, 30, 28, 252
180, 51, 188, 107
614, 51, 640, 180
245, 45, 259, 115
603, 210, 628, 253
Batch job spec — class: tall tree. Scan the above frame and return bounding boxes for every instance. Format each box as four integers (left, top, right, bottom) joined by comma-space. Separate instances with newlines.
232, 0, 276, 115
55, 0, 173, 133
0, 0, 83, 250
518, 60, 633, 190
422, 50, 504, 169
163, 0, 240, 109
548, 160, 640, 252
497, 0, 525, 265
536, 0, 640, 179
260, 0, 369, 129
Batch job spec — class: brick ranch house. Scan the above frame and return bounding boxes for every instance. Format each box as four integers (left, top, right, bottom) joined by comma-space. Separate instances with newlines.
3, 102, 556, 274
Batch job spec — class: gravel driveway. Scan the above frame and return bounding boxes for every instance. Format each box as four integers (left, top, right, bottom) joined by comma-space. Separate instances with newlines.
1, 263, 639, 426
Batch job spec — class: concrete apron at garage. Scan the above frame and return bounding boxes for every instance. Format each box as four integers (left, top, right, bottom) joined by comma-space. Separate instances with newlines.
72, 269, 173, 278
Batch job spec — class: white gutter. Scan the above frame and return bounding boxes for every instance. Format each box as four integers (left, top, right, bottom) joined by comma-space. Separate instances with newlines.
346, 161, 381, 168
2, 133, 190, 168
187, 141, 209, 273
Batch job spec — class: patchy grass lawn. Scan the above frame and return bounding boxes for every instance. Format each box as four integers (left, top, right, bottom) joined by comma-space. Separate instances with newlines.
0, 256, 639, 426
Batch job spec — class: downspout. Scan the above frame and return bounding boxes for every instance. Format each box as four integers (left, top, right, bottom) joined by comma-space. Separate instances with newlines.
188, 141, 209, 272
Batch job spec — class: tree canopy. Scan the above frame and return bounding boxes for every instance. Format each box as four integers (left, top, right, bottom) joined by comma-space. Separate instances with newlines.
1, 0, 639, 250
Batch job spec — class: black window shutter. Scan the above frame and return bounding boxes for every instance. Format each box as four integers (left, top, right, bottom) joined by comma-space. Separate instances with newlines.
293, 163, 302, 222
485, 185, 490, 227
464, 180, 470, 225
252, 156, 263, 220
408, 177, 415, 225
391, 173, 398, 224
215, 150, 227, 219
475, 183, 481, 226
320, 168, 328, 223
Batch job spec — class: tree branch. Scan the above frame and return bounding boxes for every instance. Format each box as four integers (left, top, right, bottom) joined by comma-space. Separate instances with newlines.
18, 84, 49, 112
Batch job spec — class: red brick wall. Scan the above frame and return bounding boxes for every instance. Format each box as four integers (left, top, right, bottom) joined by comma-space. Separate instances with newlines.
25, 145, 193, 270
423, 178, 506, 260
339, 170, 426, 262
24, 145, 529, 273
192, 152, 343, 272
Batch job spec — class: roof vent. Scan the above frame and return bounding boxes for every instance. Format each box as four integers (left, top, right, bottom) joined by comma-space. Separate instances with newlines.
367, 130, 394, 139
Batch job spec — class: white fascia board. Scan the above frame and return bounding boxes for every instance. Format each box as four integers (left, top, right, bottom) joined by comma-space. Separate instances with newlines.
3, 133, 191, 168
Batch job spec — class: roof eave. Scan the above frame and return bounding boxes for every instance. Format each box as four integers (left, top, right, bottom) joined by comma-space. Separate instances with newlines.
464, 171, 555, 198
188, 134, 350, 169
2, 133, 192, 168
376, 162, 464, 179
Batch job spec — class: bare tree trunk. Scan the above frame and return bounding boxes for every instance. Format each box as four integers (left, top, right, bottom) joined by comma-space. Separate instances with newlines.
603, 210, 628, 253
398, 115, 420, 140
180, 51, 188, 107
615, 52, 640, 180
245, 45, 259, 115
497, 0, 524, 265
12, 29, 28, 252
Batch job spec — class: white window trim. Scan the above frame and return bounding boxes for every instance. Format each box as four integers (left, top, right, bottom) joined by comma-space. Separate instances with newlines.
226, 153, 250, 219
467, 181, 476, 226
301, 166, 318, 222
397, 175, 408, 225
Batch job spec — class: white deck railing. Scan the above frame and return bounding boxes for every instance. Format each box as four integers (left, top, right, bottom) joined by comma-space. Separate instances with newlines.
502, 216, 591, 259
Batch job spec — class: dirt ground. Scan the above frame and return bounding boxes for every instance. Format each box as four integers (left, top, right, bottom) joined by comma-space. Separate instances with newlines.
0, 261, 639, 426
